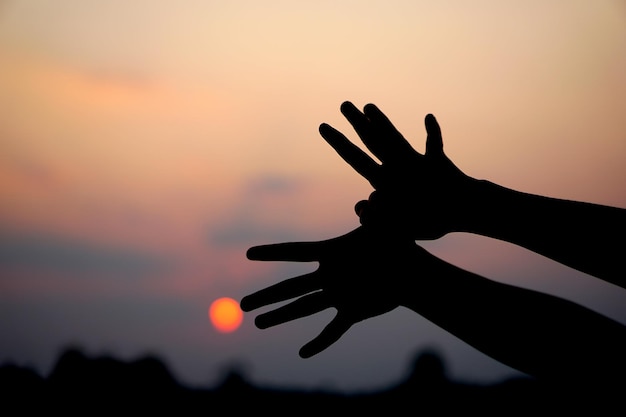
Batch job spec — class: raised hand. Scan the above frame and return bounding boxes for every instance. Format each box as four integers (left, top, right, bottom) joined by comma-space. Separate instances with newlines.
240, 226, 429, 358
319, 101, 475, 240
241, 223, 626, 382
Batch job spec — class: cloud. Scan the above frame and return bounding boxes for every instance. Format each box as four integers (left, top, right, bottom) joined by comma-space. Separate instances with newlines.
245, 175, 303, 196
0, 148, 62, 189
208, 174, 311, 247
210, 221, 305, 247
0, 231, 174, 278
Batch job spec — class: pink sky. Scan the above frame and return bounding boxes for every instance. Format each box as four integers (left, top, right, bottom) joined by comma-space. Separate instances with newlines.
1, 1, 625, 391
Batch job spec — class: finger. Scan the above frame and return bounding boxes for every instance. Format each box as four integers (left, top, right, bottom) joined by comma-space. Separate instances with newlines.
339, 101, 367, 127
424, 113, 444, 156
247, 241, 324, 262
339, 101, 376, 152
341, 101, 395, 164
240, 270, 322, 312
254, 291, 330, 329
341, 101, 394, 163
356, 190, 380, 218
318, 123, 380, 184
354, 200, 368, 217
299, 313, 353, 358
361, 103, 419, 163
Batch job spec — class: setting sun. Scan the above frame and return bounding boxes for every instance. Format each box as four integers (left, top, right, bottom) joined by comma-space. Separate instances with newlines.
209, 297, 243, 333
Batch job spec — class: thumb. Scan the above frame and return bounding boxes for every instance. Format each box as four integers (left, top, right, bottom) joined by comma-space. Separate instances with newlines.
425, 113, 444, 157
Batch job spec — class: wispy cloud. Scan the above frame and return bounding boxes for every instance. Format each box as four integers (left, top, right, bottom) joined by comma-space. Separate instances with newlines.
245, 175, 303, 196
208, 174, 312, 247
0, 231, 174, 278
210, 221, 304, 247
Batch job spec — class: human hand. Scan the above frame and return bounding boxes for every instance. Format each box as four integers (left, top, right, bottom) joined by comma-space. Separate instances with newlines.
320, 101, 475, 240
240, 226, 431, 358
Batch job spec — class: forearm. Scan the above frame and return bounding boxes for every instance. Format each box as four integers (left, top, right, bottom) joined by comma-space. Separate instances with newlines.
458, 179, 626, 286
402, 250, 626, 383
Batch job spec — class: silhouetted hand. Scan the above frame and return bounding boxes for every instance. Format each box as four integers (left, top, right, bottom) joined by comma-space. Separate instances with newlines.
241, 223, 626, 382
240, 226, 428, 358
321, 101, 626, 285
319, 101, 474, 240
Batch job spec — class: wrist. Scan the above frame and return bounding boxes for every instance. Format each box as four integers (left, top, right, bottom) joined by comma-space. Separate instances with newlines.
455, 178, 545, 242
444, 177, 486, 234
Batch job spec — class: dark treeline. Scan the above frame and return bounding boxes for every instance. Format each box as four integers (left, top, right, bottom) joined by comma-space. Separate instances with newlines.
0, 347, 616, 414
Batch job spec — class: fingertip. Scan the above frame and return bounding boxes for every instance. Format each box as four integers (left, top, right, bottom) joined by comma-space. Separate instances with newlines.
354, 200, 368, 217
363, 103, 378, 114
246, 245, 267, 261
246, 247, 261, 260
425, 113, 440, 131
318, 122, 331, 134
254, 315, 269, 329
424, 113, 443, 155
424, 113, 441, 136
318, 124, 338, 144
299, 345, 315, 359
340, 101, 356, 114
239, 296, 252, 312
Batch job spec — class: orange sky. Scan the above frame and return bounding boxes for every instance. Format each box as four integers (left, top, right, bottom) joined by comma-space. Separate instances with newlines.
1, 0, 625, 391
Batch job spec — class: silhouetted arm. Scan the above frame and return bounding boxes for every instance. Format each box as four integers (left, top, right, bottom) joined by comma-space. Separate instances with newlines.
457, 180, 625, 287
407, 249, 626, 384
241, 226, 626, 384
320, 101, 626, 287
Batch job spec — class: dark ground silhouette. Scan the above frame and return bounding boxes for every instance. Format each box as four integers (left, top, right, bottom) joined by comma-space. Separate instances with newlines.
1, 346, 615, 414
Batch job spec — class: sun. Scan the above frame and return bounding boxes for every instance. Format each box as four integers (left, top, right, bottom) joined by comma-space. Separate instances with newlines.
209, 297, 243, 333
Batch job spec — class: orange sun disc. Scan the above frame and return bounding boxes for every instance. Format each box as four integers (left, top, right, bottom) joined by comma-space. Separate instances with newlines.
209, 297, 243, 333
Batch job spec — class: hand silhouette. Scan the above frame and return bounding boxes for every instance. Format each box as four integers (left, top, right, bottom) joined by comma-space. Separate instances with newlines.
242, 101, 626, 392
321, 101, 626, 286
242, 223, 626, 382
319, 101, 473, 240
241, 226, 425, 358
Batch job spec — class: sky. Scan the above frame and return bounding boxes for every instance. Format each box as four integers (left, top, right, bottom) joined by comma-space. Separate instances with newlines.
1, 0, 625, 393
